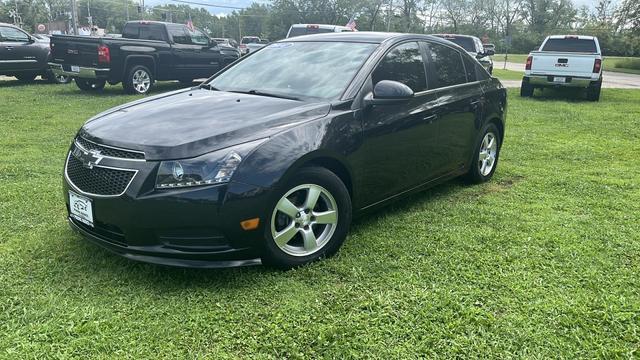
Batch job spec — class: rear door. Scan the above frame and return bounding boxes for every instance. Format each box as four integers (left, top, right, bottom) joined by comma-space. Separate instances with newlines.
424, 41, 484, 174
0, 25, 43, 72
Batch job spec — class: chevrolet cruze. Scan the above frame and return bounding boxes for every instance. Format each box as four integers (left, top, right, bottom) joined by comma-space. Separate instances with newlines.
64, 32, 507, 268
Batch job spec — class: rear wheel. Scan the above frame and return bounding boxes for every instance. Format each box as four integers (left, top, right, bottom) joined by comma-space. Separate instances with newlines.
520, 81, 534, 97
123, 65, 154, 95
75, 78, 106, 91
466, 123, 501, 184
262, 167, 352, 269
15, 72, 37, 82
586, 80, 601, 102
45, 70, 71, 84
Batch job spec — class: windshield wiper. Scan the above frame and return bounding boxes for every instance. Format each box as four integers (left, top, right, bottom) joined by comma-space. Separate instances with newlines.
200, 83, 219, 91
229, 89, 300, 101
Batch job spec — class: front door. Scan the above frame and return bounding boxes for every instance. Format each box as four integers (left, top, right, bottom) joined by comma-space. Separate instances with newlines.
0, 26, 42, 72
358, 41, 440, 206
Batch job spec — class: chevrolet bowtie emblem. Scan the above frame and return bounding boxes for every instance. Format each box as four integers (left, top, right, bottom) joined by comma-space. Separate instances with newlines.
72, 147, 103, 169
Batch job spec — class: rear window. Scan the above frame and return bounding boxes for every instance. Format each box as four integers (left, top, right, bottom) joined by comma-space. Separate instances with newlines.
287, 27, 335, 38
541, 38, 597, 53
123, 23, 165, 41
439, 36, 476, 52
241, 37, 260, 44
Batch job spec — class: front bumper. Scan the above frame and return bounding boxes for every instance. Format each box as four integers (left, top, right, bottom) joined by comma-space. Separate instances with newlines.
49, 62, 110, 79
63, 144, 272, 267
524, 75, 596, 88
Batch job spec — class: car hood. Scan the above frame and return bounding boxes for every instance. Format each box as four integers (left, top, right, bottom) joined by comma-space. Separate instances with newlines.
80, 88, 331, 160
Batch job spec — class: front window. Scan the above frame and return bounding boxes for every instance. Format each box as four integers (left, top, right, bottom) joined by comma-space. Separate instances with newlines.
426, 42, 467, 88
0, 26, 30, 42
209, 41, 378, 100
189, 28, 209, 46
372, 42, 427, 93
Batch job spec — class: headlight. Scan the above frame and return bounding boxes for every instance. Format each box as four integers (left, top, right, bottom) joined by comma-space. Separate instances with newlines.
155, 139, 266, 189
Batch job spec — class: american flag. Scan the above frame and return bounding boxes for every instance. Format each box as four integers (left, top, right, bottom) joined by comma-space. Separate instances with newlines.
345, 16, 357, 30
186, 19, 194, 31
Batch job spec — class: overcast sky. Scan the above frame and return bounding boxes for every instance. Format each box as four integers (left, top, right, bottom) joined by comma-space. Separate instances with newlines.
146, 0, 601, 17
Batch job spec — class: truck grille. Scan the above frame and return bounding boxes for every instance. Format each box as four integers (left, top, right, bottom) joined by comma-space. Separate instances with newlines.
65, 153, 137, 196
75, 137, 145, 160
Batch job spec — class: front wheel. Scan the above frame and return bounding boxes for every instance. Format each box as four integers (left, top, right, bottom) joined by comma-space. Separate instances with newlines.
46, 70, 71, 84
123, 65, 154, 95
466, 123, 501, 184
75, 78, 106, 91
262, 167, 352, 269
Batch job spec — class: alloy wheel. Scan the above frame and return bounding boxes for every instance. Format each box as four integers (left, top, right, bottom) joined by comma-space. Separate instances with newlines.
478, 132, 498, 176
270, 184, 338, 257
132, 69, 151, 94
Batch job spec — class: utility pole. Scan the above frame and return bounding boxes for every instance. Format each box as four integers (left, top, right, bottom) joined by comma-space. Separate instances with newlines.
238, 17, 241, 41
87, 0, 92, 27
125, 0, 129, 21
141, 0, 145, 20
387, 0, 393, 32
70, 0, 79, 34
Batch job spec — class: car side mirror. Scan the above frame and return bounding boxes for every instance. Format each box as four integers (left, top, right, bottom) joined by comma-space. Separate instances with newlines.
485, 49, 495, 56
365, 80, 414, 106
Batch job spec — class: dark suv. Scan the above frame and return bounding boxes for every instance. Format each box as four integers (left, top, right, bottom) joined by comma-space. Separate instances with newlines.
0, 23, 68, 83
63, 32, 507, 269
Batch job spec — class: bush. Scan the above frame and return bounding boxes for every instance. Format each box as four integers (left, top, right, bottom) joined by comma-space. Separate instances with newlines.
614, 58, 640, 70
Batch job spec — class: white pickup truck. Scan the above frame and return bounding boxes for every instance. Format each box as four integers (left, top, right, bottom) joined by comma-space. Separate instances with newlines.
520, 35, 603, 101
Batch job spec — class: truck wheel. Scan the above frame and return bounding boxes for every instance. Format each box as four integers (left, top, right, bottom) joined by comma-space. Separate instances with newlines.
587, 81, 601, 102
124, 65, 154, 95
520, 82, 534, 97
75, 79, 106, 91
45, 70, 71, 84
15, 73, 37, 82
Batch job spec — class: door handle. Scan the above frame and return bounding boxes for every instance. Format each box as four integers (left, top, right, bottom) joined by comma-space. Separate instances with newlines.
5, 46, 14, 50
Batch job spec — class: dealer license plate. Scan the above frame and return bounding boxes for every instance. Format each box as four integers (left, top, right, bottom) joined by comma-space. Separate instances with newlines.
553, 76, 566, 83
71, 65, 80, 73
69, 191, 93, 227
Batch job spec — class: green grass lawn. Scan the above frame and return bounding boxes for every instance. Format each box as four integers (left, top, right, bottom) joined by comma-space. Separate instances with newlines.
492, 68, 523, 81
1, 79, 639, 357
496, 54, 640, 74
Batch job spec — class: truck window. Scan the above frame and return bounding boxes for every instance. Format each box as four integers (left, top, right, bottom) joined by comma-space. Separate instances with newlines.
372, 42, 427, 93
287, 27, 334, 38
168, 25, 190, 45
139, 25, 165, 41
188, 28, 209, 46
541, 38, 597, 53
0, 26, 29, 42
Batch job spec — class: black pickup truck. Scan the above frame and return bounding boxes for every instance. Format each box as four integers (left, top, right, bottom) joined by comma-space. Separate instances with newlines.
50, 21, 240, 94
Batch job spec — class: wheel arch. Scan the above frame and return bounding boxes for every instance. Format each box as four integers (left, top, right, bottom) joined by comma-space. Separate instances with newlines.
124, 55, 157, 78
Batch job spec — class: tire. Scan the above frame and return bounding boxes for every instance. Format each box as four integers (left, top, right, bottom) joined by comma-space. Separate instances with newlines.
15, 73, 37, 82
586, 81, 601, 102
45, 70, 71, 84
262, 167, 352, 269
520, 81, 534, 97
466, 123, 501, 184
488, 66, 493, 75
123, 65, 154, 95
75, 78, 106, 91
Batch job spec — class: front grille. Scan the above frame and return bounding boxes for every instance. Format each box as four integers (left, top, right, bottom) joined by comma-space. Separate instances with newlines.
76, 137, 145, 160
66, 154, 136, 196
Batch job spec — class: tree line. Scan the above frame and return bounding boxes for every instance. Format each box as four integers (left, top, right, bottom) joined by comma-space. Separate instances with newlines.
1, 0, 639, 56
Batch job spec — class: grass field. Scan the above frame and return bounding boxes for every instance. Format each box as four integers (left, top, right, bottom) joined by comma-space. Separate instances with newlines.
1, 80, 640, 357
496, 54, 640, 75
492, 68, 523, 81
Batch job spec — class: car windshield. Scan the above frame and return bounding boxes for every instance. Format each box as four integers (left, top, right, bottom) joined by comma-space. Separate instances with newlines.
208, 41, 378, 100
443, 37, 476, 52
241, 37, 259, 44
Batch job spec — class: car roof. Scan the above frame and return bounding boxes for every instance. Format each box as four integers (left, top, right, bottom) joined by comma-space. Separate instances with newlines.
280, 31, 452, 44
290, 24, 351, 30
547, 35, 595, 40
0, 22, 20, 28
432, 34, 480, 40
